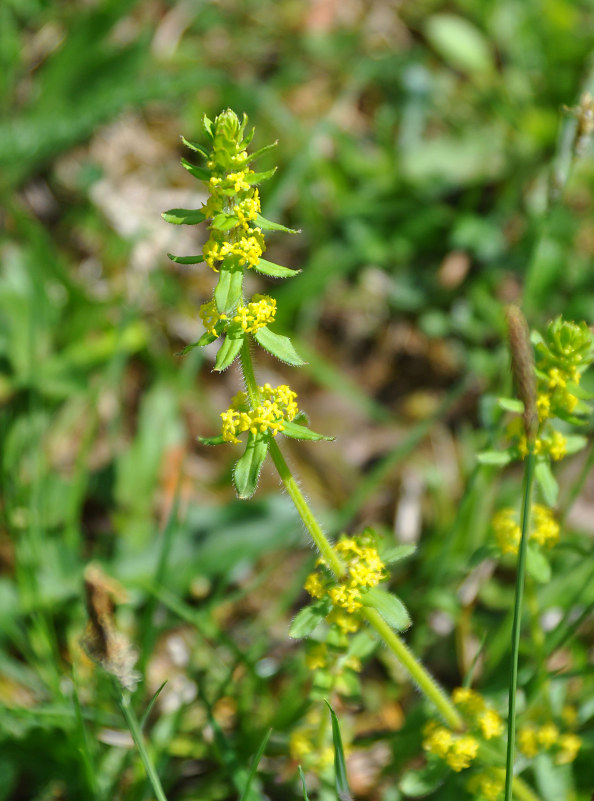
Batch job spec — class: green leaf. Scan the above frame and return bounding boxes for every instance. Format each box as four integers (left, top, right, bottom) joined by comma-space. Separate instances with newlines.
324, 701, 352, 801
181, 136, 209, 157
181, 156, 210, 181
477, 450, 513, 466
253, 259, 300, 278
233, 433, 269, 499
281, 421, 335, 442
399, 761, 449, 796
211, 213, 238, 232
162, 208, 205, 225
255, 213, 299, 234
535, 460, 558, 506
176, 331, 216, 355
253, 327, 306, 366
362, 587, 411, 631
526, 546, 552, 584
198, 434, 226, 446
498, 397, 524, 413
289, 599, 330, 639
298, 766, 311, 801
203, 114, 213, 137
246, 141, 278, 163
564, 434, 588, 455
214, 335, 244, 372
381, 545, 416, 565
425, 14, 493, 76
238, 728, 272, 801
167, 252, 204, 264
246, 168, 277, 184
214, 268, 244, 315
565, 381, 594, 401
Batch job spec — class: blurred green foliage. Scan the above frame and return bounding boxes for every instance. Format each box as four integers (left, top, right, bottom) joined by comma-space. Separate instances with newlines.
1, 0, 593, 799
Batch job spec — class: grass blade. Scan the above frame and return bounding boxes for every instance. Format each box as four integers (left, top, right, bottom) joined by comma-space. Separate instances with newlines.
324, 700, 352, 801
238, 728, 272, 801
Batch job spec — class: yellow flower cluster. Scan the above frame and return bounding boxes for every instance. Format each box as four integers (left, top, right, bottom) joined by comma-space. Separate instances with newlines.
517, 723, 581, 764
209, 170, 252, 194
492, 504, 559, 556
422, 721, 479, 772
507, 417, 567, 461
452, 688, 504, 740
202, 229, 265, 272
220, 384, 298, 444
199, 299, 226, 336
539, 364, 581, 421
467, 769, 505, 801
233, 190, 261, 228
233, 294, 276, 333
305, 535, 387, 625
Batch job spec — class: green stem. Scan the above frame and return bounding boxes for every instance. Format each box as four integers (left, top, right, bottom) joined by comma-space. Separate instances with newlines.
117, 689, 169, 801
268, 438, 345, 578
267, 430, 462, 731
504, 451, 536, 801
362, 606, 463, 731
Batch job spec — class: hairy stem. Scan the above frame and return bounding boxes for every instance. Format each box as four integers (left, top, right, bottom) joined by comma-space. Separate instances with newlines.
268, 438, 345, 577
362, 606, 463, 730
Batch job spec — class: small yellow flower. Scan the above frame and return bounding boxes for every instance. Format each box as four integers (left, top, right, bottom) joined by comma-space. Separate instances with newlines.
304, 572, 324, 599
446, 735, 479, 772
537, 722, 559, 749
423, 722, 453, 760
537, 392, 551, 421
517, 725, 539, 758
199, 299, 226, 336
531, 505, 560, 548
492, 508, 521, 555
326, 607, 359, 634
305, 643, 328, 670
233, 294, 276, 333
452, 687, 486, 715
329, 585, 362, 613
546, 429, 567, 461
478, 709, 504, 740
467, 769, 504, 801
220, 384, 298, 443
556, 733, 581, 764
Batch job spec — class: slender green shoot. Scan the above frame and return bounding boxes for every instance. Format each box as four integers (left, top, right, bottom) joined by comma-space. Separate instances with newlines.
116, 686, 169, 801
504, 451, 536, 801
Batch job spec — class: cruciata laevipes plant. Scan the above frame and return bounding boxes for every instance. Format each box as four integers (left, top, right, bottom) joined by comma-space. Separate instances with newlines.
162, 109, 588, 801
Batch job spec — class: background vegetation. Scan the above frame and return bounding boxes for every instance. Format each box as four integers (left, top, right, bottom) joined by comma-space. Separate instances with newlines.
1, 0, 593, 799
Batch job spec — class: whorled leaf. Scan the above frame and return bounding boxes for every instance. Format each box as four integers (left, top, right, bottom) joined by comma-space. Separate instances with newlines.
253, 258, 300, 278
255, 213, 299, 234
214, 268, 244, 315
181, 157, 210, 181
181, 135, 209, 157
289, 598, 331, 639
534, 459, 558, 506
176, 331, 216, 355
162, 208, 205, 225
253, 326, 306, 366
362, 587, 411, 632
281, 420, 334, 442
214, 334, 244, 372
167, 252, 204, 264
233, 432, 269, 499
